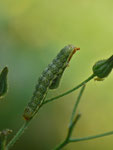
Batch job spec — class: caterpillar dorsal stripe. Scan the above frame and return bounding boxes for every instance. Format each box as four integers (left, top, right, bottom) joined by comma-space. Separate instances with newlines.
23, 45, 80, 120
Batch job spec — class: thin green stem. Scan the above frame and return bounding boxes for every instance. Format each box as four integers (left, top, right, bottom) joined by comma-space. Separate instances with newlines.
0, 137, 6, 150
7, 121, 30, 150
7, 74, 94, 150
53, 140, 69, 150
43, 74, 95, 105
53, 85, 86, 150
55, 130, 113, 149
67, 114, 81, 140
7, 106, 41, 149
53, 114, 81, 150
69, 130, 113, 142
70, 85, 86, 126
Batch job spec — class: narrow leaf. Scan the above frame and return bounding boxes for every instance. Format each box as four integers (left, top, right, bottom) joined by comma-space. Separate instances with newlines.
0, 67, 8, 99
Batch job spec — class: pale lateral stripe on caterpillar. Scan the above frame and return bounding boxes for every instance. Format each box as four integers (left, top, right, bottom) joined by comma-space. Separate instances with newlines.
23, 45, 80, 120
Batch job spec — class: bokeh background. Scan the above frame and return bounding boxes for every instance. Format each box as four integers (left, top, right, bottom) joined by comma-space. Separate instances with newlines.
0, 0, 113, 150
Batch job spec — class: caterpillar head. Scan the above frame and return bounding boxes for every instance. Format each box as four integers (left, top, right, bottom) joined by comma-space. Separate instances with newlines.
58, 45, 80, 64
67, 45, 80, 63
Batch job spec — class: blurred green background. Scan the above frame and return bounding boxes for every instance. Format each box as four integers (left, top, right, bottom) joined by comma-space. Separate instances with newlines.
0, 0, 113, 150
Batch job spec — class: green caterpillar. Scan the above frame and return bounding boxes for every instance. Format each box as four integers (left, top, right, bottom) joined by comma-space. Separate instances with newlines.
23, 45, 80, 120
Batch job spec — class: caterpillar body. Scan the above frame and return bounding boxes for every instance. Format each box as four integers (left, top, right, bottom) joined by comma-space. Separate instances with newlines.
23, 45, 80, 120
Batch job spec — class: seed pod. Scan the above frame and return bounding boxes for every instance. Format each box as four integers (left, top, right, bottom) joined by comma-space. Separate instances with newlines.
93, 55, 113, 79
23, 45, 80, 120
0, 67, 8, 99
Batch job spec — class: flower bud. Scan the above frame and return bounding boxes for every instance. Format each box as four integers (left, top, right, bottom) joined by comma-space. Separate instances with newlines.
93, 55, 113, 78
0, 67, 8, 98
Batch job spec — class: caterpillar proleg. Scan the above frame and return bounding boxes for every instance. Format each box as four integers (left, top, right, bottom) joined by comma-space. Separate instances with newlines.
23, 45, 80, 120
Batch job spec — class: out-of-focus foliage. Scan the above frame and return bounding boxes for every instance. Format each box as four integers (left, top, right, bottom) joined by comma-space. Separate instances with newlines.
0, 67, 8, 98
0, 0, 113, 150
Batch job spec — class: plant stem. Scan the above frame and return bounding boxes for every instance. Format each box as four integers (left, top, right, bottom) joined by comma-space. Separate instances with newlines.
7, 74, 94, 150
53, 114, 81, 150
43, 74, 95, 105
7, 121, 30, 150
53, 85, 85, 150
55, 130, 113, 149
54, 140, 69, 150
0, 137, 6, 150
69, 130, 113, 142
54, 130, 113, 150
70, 85, 86, 126
7, 106, 42, 149
67, 114, 81, 140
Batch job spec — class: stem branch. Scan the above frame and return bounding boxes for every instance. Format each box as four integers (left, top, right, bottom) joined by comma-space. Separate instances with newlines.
7, 74, 94, 150
69, 130, 113, 142
70, 85, 85, 126
53, 85, 86, 150
43, 74, 95, 105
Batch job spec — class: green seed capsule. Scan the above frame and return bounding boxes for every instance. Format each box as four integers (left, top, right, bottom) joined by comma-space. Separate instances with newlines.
23, 45, 80, 120
93, 55, 113, 79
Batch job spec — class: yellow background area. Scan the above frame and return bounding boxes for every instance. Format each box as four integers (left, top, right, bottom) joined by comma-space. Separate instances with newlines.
0, 0, 113, 150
